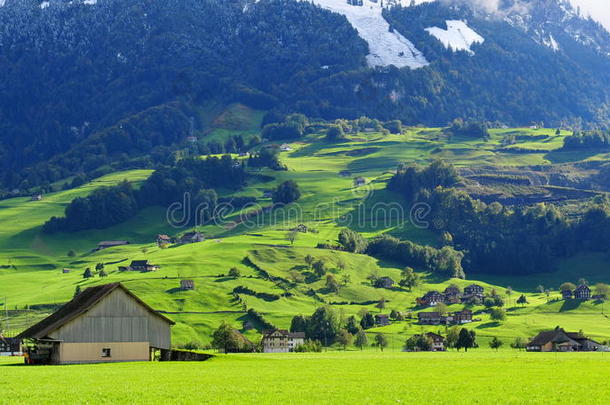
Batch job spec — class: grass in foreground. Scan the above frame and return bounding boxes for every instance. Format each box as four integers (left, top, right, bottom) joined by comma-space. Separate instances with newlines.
2, 351, 610, 404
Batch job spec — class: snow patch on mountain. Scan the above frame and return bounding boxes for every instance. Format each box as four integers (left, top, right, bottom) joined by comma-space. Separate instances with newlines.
543, 34, 560, 51
40, 1, 49, 8
0, 0, 5, 7
425, 20, 484, 54
302, 0, 429, 69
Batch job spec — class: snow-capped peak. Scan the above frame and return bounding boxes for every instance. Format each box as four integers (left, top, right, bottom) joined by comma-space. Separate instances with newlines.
425, 20, 484, 55
300, 0, 429, 69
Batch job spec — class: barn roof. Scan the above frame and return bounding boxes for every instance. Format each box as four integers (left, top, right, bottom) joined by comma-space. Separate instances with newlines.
17, 283, 174, 339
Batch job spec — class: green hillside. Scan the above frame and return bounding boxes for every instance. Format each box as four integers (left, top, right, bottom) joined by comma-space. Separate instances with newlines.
2, 122, 610, 347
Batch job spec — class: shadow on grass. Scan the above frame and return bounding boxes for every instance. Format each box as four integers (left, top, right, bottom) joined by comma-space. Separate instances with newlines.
559, 299, 582, 312
476, 321, 502, 329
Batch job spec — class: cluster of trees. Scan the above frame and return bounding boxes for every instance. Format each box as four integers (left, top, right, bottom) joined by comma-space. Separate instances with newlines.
366, 235, 465, 279
388, 159, 460, 201
446, 119, 490, 140
389, 161, 610, 276
563, 130, 610, 150
43, 155, 245, 232
289, 307, 388, 350
248, 147, 285, 170
272, 180, 301, 205
261, 114, 308, 141
404, 327, 477, 352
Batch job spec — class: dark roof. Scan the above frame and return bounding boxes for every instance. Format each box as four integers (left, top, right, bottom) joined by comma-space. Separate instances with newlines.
574, 284, 591, 293
418, 312, 441, 318
130, 260, 150, 266
527, 327, 581, 347
423, 290, 443, 298
444, 286, 461, 294
17, 283, 174, 339
426, 332, 445, 340
262, 329, 305, 339
288, 332, 305, 339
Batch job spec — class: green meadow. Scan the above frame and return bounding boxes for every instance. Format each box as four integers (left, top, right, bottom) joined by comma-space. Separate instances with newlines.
1, 106, 610, 347
2, 351, 610, 404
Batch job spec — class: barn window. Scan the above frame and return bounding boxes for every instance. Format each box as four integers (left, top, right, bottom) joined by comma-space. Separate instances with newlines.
101, 348, 111, 358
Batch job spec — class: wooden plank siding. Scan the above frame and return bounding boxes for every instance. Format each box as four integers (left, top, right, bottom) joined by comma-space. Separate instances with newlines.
48, 288, 171, 350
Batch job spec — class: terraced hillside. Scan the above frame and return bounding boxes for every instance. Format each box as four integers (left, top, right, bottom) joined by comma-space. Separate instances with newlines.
2, 118, 610, 347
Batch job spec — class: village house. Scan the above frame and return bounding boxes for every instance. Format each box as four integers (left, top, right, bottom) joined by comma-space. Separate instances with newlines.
375, 276, 395, 289
180, 280, 195, 291
375, 314, 390, 326
443, 285, 462, 304
62, 268, 71, 274
18, 283, 174, 364
451, 309, 473, 324
463, 284, 485, 301
425, 332, 446, 351
95, 240, 130, 251
573, 284, 591, 300
280, 144, 293, 152
418, 312, 442, 325
417, 290, 445, 307
353, 177, 367, 187
120, 260, 160, 272
156, 234, 172, 246
262, 330, 306, 353
30, 194, 42, 201
179, 231, 205, 244
526, 327, 603, 352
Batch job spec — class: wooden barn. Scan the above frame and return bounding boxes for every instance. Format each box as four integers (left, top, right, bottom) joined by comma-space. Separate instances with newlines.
18, 283, 174, 365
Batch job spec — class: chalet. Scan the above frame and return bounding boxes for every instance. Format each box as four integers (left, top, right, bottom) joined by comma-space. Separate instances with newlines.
573, 284, 591, 300
18, 283, 174, 364
180, 280, 195, 291
127, 260, 160, 272
525, 327, 604, 352
156, 234, 172, 246
179, 231, 205, 244
96, 241, 130, 251
280, 144, 293, 152
31, 194, 42, 201
463, 284, 485, 300
417, 290, 444, 307
425, 332, 446, 351
262, 330, 306, 353
354, 177, 367, 187
375, 277, 395, 289
451, 309, 473, 324
562, 289, 573, 300
62, 268, 71, 274
418, 312, 442, 325
444, 285, 462, 304
375, 314, 390, 326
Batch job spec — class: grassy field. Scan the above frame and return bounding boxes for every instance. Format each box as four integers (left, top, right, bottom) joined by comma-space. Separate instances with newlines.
2, 118, 610, 346
2, 351, 610, 404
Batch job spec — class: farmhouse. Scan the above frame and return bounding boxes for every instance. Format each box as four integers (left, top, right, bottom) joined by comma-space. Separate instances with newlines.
463, 284, 484, 300
375, 314, 390, 326
451, 309, 473, 324
124, 260, 160, 272
62, 268, 71, 274
354, 177, 367, 187
526, 327, 602, 352
180, 280, 195, 290
31, 194, 42, 201
179, 231, 205, 244
417, 290, 444, 307
262, 330, 306, 353
96, 240, 130, 251
156, 234, 172, 246
573, 284, 591, 300
418, 312, 442, 325
425, 332, 446, 351
18, 283, 174, 364
375, 276, 395, 289
443, 285, 462, 304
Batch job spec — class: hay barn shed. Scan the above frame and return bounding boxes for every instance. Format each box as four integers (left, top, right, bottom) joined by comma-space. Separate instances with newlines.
18, 283, 174, 365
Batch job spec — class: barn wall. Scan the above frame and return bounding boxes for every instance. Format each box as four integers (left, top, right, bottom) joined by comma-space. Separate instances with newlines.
49, 289, 171, 349
59, 342, 149, 364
